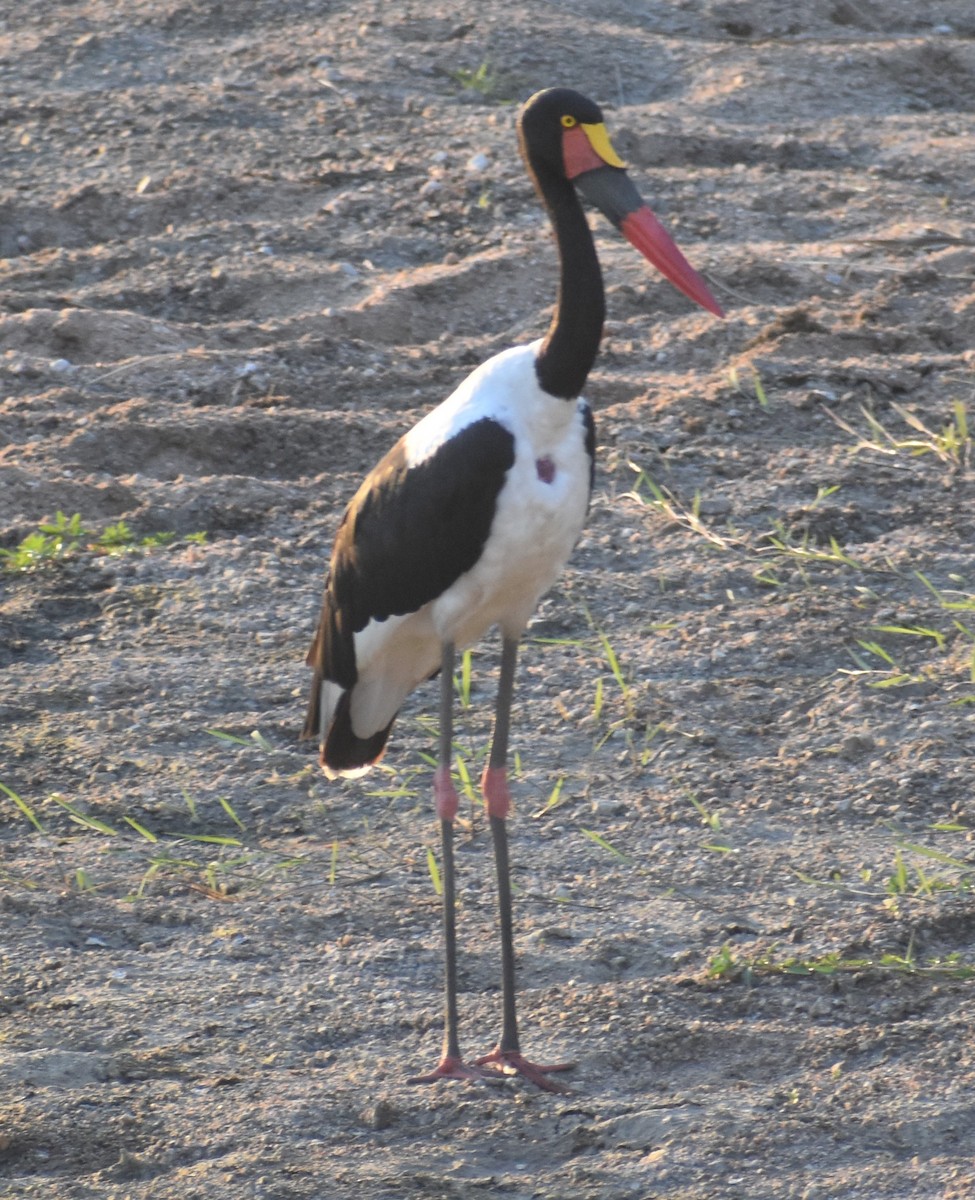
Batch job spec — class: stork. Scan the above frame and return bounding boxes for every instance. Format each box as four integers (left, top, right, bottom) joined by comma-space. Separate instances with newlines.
304, 87, 724, 1089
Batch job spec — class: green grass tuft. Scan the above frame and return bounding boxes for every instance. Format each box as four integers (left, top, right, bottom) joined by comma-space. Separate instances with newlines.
1, 510, 206, 572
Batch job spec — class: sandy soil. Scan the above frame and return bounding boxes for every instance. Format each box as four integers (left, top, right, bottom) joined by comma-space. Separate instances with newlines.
2, 2, 975, 1197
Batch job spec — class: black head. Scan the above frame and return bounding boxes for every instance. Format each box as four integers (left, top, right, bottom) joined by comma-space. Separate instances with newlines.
517, 87, 607, 180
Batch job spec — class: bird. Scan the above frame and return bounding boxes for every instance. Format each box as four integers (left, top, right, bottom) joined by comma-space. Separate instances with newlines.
303, 86, 724, 1090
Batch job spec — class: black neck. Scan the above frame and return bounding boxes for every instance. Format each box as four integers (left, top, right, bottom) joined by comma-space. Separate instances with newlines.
533, 175, 605, 400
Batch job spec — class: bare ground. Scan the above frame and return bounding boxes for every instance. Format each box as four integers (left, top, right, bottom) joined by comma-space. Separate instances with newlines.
2, 2, 975, 1197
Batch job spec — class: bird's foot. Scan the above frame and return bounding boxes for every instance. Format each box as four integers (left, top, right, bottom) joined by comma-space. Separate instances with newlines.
407, 1054, 505, 1087
475, 1046, 575, 1093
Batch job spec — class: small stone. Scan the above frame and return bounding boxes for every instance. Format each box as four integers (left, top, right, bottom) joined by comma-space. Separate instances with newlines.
368, 1099, 397, 1130
840, 734, 875, 760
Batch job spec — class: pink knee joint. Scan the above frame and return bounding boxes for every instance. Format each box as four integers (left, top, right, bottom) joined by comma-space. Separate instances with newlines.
434, 765, 459, 822
481, 766, 511, 820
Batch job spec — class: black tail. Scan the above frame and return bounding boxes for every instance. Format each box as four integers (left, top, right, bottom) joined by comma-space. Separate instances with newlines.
301, 668, 325, 743
322, 689, 395, 776
303, 676, 395, 777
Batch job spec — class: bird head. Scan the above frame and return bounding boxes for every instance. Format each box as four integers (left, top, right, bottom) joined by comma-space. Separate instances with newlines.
518, 87, 724, 318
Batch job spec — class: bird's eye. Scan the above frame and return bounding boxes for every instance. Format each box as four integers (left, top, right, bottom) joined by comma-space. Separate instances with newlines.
560, 114, 577, 128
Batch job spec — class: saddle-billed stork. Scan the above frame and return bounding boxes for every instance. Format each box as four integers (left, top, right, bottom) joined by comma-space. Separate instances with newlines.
304, 87, 724, 1090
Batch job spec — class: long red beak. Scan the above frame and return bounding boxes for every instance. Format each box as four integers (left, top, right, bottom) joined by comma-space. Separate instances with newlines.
621, 206, 725, 317
573, 165, 724, 318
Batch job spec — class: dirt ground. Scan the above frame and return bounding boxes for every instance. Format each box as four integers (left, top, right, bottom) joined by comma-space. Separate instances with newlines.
2, 1, 975, 1196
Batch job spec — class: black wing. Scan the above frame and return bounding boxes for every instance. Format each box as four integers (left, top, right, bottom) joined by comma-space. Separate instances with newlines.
306, 416, 516, 695
581, 401, 595, 496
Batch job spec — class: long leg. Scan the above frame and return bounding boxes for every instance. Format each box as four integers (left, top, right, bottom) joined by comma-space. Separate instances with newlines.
476, 636, 573, 1091
409, 642, 492, 1085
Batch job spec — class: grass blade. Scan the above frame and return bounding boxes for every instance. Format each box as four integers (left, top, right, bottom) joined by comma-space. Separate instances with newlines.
219, 796, 247, 831
122, 815, 158, 842
532, 776, 566, 819
894, 840, 971, 870
169, 833, 243, 846
50, 795, 118, 835
0, 781, 46, 833
206, 729, 253, 747
580, 827, 630, 861
426, 847, 442, 895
